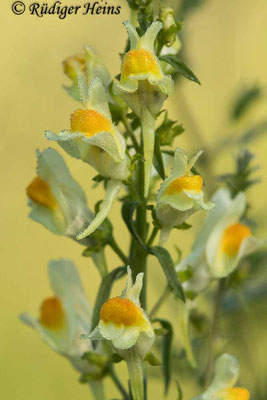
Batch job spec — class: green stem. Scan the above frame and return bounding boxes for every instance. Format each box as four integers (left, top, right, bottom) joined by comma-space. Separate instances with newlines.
140, 107, 155, 198
109, 236, 129, 264
126, 349, 144, 400
204, 279, 226, 387
147, 226, 159, 247
92, 249, 108, 278
89, 380, 106, 400
108, 365, 129, 400
122, 114, 140, 153
149, 286, 171, 318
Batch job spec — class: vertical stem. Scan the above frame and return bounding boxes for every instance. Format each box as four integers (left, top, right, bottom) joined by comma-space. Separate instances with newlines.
140, 107, 155, 199
127, 349, 144, 400
89, 380, 106, 400
92, 249, 108, 278
129, 141, 148, 309
108, 365, 129, 400
204, 279, 226, 387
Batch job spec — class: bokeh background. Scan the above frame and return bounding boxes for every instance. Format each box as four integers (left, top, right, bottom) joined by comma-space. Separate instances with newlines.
1, 0, 267, 399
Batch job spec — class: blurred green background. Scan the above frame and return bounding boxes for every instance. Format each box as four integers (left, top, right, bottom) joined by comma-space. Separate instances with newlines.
1, 0, 267, 399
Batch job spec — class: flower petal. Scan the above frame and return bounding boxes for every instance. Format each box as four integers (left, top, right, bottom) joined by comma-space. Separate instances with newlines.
140, 21, 163, 53
111, 327, 139, 350
123, 21, 139, 49
76, 179, 122, 240
99, 320, 124, 340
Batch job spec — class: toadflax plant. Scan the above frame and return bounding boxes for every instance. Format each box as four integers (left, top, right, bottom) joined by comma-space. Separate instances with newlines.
21, 1, 266, 399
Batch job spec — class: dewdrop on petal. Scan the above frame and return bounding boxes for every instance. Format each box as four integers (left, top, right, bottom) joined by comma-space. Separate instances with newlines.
83, 267, 155, 356
156, 148, 213, 245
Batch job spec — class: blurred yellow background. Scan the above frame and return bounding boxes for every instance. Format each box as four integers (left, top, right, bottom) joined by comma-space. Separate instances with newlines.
1, 0, 267, 399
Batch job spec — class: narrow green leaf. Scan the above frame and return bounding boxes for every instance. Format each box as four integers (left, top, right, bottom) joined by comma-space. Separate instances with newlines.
175, 380, 183, 400
174, 222, 192, 230
150, 246, 185, 302
154, 319, 173, 394
160, 54, 200, 85
153, 132, 165, 179
144, 351, 162, 366
121, 200, 149, 252
91, 266, 126, 330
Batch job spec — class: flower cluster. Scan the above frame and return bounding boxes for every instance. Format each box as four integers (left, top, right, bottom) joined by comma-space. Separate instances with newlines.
21, 4, 265, 400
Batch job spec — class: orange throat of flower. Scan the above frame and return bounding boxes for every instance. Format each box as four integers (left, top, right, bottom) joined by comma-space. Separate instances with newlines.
217, 387, 250, 400
121, 49, 162, 81
40, 297, 65, 330
70, 109, 112, 137
166, 175, 203, 195
63, 53, 86, 81
221, 223, 251, 256
26, 177, 58, 210
100, 297, 145, 327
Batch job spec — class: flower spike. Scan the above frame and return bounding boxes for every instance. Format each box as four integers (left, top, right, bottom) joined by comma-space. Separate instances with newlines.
76, 179, 122, 240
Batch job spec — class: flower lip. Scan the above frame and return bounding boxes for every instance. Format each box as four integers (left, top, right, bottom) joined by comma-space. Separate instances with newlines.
63, 53, 86, 81
216, 387, 250, 400
221, 223, 251, 256
70, 109, 112, 137
100, 297, 145, 327
40, 296, 65, 330
27, 177, 58, 210
121, 49, 162, 81
166, 175, 203, 195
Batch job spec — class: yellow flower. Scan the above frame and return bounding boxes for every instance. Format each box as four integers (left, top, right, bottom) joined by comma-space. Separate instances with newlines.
117, 21, 173, 96
27, 176, 59, 211
26, 149, 93, 238
221, 223, 251, 256
46, 77, 129, 181
83, 267, 154, 355
193, 354, 250, 400
216, 387, 250, 400
156, 148, 213, 245
63, 46, 111, 102
40, 296, 65, 330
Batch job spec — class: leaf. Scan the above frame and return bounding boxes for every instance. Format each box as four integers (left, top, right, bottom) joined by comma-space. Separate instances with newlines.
150, 246, 185, 302
154, 319, 174, 394
174, 222, 192, 230
175, 380, 183, 400
121, 200, 149, 252
160, 55, 200, 85
153, 132, 165, 179
91, 266, 126, 330
231, 85, 262, 120
144, 351, 162, 366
